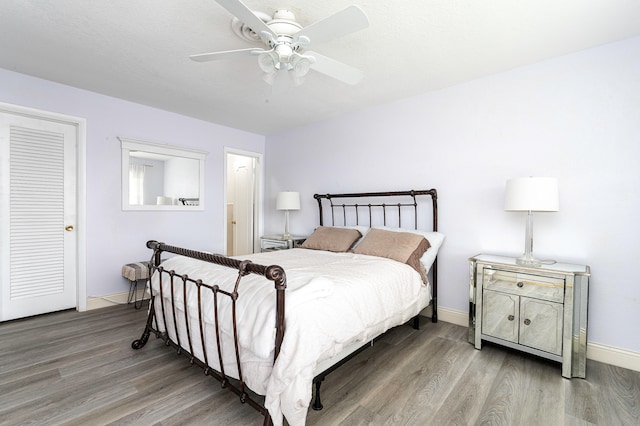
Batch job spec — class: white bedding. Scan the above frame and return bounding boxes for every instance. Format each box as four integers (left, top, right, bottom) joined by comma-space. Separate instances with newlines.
150, 248, 433, 426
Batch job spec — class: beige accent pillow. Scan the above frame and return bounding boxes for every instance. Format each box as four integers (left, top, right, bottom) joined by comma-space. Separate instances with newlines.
300, 226, 362, 253
353, 228, 431, 283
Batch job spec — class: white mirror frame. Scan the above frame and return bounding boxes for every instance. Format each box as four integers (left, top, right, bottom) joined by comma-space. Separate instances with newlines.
120, 137, 207, 211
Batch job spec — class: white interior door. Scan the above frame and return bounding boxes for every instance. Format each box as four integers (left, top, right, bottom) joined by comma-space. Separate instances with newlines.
225, 151, 260, 256
234, 160, 254, 255
0, 112, 77, 321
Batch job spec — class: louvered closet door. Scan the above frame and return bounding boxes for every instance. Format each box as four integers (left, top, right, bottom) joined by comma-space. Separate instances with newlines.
0, 112, 77, 321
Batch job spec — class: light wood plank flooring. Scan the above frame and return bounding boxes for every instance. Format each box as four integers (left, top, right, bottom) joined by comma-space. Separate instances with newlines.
1, 303, 638, 425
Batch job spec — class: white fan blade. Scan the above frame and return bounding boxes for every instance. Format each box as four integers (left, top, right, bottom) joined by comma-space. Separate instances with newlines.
215, 0, 277, 41
296, 5, 369, 45
190, 48, 264, 62
306, 51, 364, 85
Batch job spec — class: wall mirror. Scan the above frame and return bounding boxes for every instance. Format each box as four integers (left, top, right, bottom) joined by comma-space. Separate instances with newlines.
120, 137, 207, 211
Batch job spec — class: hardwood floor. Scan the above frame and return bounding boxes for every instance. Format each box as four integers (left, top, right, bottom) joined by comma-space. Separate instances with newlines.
1, 303, 638, 425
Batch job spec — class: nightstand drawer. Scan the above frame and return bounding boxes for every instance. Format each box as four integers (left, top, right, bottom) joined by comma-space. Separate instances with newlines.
260, 235, 307, 252
261, 239, 290, 251
483, 268, 565, 303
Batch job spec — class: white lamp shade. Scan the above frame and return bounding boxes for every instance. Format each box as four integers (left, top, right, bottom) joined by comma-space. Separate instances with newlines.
504, 177, 559, 212
276, 191, 300, 211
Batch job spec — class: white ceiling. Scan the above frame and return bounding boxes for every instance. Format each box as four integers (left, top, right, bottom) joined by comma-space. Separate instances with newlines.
2, 0, 639, 135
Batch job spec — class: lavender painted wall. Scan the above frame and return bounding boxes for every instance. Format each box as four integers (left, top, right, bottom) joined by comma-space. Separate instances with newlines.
2, 35, 638, 355
0, 68, 265, 299
264, 37, 640, 353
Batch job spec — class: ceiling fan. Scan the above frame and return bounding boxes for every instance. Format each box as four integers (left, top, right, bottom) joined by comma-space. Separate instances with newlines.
190, 0, 369, 89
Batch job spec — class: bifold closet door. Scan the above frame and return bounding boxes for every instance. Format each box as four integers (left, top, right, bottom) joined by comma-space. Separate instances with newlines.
0, 111, 77, 321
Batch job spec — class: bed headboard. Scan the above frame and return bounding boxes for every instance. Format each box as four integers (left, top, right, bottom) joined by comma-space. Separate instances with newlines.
313, 188, 439, 323
313, 189, 438, 232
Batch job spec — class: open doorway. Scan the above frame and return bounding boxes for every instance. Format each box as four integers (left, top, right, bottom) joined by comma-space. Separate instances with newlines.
225, 149, 262, 256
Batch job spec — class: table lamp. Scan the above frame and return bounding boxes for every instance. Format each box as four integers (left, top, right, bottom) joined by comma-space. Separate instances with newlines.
276, 191, 300, 239
504, 177, 559, 266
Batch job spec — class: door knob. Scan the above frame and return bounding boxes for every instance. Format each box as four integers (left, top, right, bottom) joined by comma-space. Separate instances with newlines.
65, 225, 74, 231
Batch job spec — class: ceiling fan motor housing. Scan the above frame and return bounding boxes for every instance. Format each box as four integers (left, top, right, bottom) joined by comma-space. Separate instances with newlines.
263, 10, 303, 50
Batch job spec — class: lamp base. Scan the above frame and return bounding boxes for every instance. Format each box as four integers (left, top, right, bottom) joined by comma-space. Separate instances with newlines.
282, 210, 291, 241
517, 210, 541, 267
516, 255, 541, 267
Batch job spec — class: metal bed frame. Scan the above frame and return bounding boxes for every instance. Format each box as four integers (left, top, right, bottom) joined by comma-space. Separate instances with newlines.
131, 189, 438, 425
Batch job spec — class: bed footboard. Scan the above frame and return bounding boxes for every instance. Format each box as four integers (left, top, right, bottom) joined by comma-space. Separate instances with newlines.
132, 240, 286, 425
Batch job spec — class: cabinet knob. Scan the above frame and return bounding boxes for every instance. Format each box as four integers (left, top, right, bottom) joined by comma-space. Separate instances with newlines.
517, 281, 524, 288
508, 315, 515, 321
524, 318, 531, 326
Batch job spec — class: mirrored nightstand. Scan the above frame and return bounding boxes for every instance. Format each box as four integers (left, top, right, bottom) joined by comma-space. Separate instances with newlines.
260, 235, 307, 252
469, 254, 590, 378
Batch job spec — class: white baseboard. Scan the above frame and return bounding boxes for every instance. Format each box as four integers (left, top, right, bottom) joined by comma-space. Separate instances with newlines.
88, 296, 640, 373
435, 307, 640, 373
436, 306, 468, 327
86, 289, 146, 310
587, 342, 640, 372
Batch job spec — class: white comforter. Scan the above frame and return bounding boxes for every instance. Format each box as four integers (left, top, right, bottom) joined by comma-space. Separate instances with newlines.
150, 248, 430, 426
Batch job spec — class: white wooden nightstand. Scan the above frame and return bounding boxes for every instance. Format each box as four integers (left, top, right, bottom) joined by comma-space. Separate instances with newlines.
468, 254, 590, 378
260, 235, 307, 252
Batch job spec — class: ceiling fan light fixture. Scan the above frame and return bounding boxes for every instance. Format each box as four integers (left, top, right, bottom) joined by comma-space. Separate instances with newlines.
258, 52, 277, 73
262, 71, 275, 85
291, 73, 306, 87
272, 67, 290, 93
274, 43, 294, 64
291, 55, 312, 77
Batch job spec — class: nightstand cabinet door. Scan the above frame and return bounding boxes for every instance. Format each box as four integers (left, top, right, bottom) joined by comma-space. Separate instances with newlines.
482, 290, 519, 343
519, 297, 563, 355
